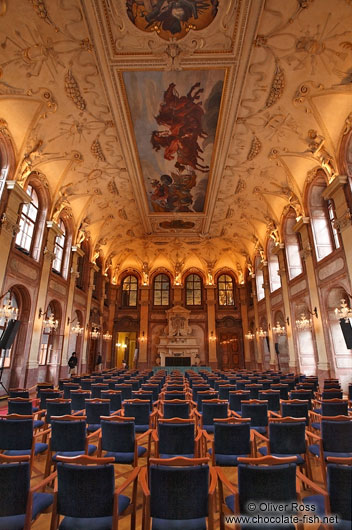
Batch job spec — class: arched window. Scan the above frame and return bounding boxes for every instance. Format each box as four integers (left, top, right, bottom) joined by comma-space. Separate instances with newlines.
153, 274, 170, 306
0, 291, 19, 368
122, 275, 138, 307
39, 303, 56, 365
267, 240, 281, 293
284, 212, 303, 280
255, 256, 265, 301
217, 274, 234, 306
327, 199, 340, 250
15, 185, 39, 254
186, 274, 202, 306
309, 179, 334, 261
52, 219, 66, 274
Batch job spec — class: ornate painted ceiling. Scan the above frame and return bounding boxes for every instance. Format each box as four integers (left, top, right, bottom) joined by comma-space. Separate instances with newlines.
0, 0, 352, 281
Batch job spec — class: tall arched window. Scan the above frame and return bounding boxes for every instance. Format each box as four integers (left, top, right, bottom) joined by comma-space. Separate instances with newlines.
122, 275, 138, 307
186, 274, 202, 306
267, 240, 281, 292
217, 274, 234, 306
153, 274, 170, 306
327, 199, 340, 250
255, 256, 265, 301
0, 291, 19, 368
284, 212, 303, 280
309, 178, 334, 261
52, 219, 66, 274
39, 303, 56, 365
15, 185, 39, 254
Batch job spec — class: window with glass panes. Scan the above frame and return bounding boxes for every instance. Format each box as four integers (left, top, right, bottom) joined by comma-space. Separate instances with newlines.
15, 185, 39, 253
0, 291, 18, 368
218, 274, 234, 306
122, 275, 138, 307
186, 274, 202, 305
327, 199, 340, 250
39, 304, 54, 365
52, 220, 66, 273
153, 274, 170, 306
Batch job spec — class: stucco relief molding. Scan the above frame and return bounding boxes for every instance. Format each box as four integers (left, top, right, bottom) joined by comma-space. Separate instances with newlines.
299, 244, 312, 261
0, 212, 20, 237
333, 209, 351, 233
43, 247, 55, 263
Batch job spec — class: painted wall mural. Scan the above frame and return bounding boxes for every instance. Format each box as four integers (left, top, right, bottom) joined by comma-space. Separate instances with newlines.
124, 69, 224, 213
126, 0, 219, 41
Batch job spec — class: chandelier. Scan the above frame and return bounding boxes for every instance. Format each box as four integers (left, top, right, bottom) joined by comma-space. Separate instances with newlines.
245, 331, 255, 340
257, 328, 268, 338
43, 314, 59, 330
0, 300, 18, 320
90, 327, 101, 340
103, 331, 112, 341
295, 313, 312, 331
334, 299, 352, 323
71, 322, 84, 335
272, 321, 286, 336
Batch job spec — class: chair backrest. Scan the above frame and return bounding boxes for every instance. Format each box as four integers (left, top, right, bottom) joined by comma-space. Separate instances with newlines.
281, 400, 309, 424
8, 398, 33, 416
321, 400, 348, 417
164, 391, 186, 400
289, 389, 313, 402
141, 384, 159, 401
80, 379, 93, 390
229, 391, 250, 412
258, 391, 280, 412
268, 420, 306, 454
101, 418, 135, 453
91, 384, 110, 399
115, 384, 133, 400
8, 389, 29, 399
46, 399, 72, 424
62, 383, 80, 400
101, 390, 122, 412
218, 385, 237, 400
163, 401, 190, 419
326, 459, 352, 522
241, 401, 268, 427
40, 390, 62, 409
0, 456, 30, 516
238, 459, 297, 513
124, 402, 150, 426
158, 422, 195, 455
322, 419, 352, 453
149, 460, 209, 521
50, 418, 87, 452
0, 418, 33, 450
214, 422, 251, 456
196, 391, 218, 411
70, 390, 91, 411
321, 389, 343, 400
56, 460, 115, 518
37, 383, 54, 397
85, 400, 111, 425
270, 384, 289, 400
202, 401, 228, 426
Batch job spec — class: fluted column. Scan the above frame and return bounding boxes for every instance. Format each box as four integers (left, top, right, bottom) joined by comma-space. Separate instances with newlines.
294, 217, 330, 378
322, 175, 352, 283
262, 263, 276, 368
206, 285, 217, 368
0, 181, 30, 290
25, 221, 62, 386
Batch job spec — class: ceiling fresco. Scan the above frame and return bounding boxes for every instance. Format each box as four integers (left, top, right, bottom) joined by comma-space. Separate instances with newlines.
123, 69, 224, 213
0, 0, 352, 280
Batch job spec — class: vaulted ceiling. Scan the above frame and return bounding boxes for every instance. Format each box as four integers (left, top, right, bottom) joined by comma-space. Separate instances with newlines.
1, 0, 352, 281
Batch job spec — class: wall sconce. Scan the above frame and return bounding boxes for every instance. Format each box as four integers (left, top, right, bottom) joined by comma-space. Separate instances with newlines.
272, 322, 287, 336
334, 299, 352, 322
245, 331, 255, 341
209, 331, 216, 342
103, 331, 112, 341
39, 307, 58, 330
0, 292, 18, 321
257, 328, 268, 338
90, 327, 101, 340
139, 331, 147, 343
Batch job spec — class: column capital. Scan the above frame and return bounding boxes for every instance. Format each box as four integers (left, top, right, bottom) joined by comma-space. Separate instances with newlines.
322, 175, 348, 199
46, 220, 63, 237
0, 212, 20, 238
334, 208, 351, 233
72, 245, 85, 257
6, 180, 31, 203
293, 217, 310, 233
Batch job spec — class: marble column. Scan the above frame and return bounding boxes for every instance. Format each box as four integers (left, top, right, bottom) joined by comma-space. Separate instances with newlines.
239, 285, 251, 368
80, 263, 99, 372
251, 276, 261, 368
206, 285, 217, 368
294, 217, 330, 379
262, 263, 277, 368
0, 181, 30, 290
138, 285, 150, 369
25, 220, 62, 387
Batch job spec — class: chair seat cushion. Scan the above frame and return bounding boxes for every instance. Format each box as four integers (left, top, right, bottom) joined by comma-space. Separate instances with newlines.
203, 425, 214, 434
104, 445, 146, 464
134, 425, 149, 433
59, 494, 130, 530
209, 449, 249, 466
4, 442, 48, 457
52, 445, 96, 460
258, 446, 304, 464
308, 445, 352, 459
0, 492, 53, 530
159, 453, 194, 459
87, 424, 101, 432
251, 426, 267, 435
34, 420, 45, 429
310, 422, 321, 430
313, 408, 322, 414
152, 517, 206, 529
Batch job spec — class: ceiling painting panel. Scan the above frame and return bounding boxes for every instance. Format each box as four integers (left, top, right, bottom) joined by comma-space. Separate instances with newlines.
123, 69, 224, 214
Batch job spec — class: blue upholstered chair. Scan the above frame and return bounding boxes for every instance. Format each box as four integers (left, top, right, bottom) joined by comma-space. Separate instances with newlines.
196, 391, 218, 412
258, 390, 280, 412
300, 456, 352, 530
140, 457, 216, 530
115, 383, 133, 401
279, 399, 310, 425
7, 398, 45, 430
51, 455, 139, 530
238, 400, 268, 435
8, 388, 30, 398
101, 390, 122, 412
307, 416, 352, 484
85, 399, 111, 433
45, 399, 72, 425
217, 455, 299, 530
309, 400, 349, 431
123, 400, 158, 432
228, 390, 250, 414
80, 379, 94, 390
91, 383, 109, 399
205, 418, 252, 466
62, 383, 80, 399
70, 389, 91, 413
195, 400, 229, 433
99, 416, 148, 466
0, 454, 54, 529
39, 390, 62, 410
160, 399, 193, 420
153, 418, 201, 459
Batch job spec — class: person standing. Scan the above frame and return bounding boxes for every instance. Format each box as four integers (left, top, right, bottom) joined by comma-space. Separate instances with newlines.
96, 352, 102, 372
68, 352, 78, 377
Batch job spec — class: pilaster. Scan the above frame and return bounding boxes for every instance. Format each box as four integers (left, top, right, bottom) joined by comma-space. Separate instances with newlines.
262, 264, 277, 368
206, 285, 217, 368
239, 285, 251, 368
138, 285, 150, 369
251, 276, 261, 367
81, 263, 99, 367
